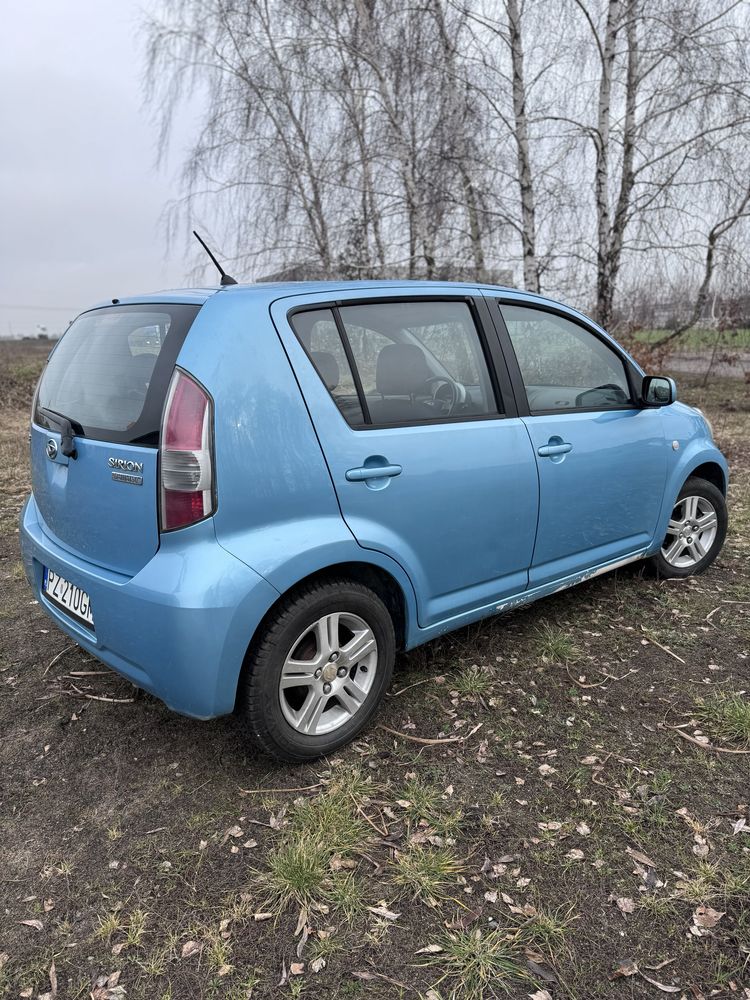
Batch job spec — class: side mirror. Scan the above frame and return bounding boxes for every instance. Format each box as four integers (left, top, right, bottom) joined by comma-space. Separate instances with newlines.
642, 375, 676, 407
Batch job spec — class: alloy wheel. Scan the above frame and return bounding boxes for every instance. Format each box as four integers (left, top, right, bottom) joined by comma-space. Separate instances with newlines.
661, 494, 718, 569
278, 611, 378, 736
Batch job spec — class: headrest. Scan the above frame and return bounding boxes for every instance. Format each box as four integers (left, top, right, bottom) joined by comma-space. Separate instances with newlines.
376, 343, 431, 396
310, 351, 340, 391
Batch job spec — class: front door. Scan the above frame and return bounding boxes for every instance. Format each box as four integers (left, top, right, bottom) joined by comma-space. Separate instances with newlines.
494, 300, 668, 588
271, 292, 539, 628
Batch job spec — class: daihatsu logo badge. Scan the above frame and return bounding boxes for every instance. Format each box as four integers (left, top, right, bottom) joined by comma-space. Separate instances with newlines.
108, 456, 144, 486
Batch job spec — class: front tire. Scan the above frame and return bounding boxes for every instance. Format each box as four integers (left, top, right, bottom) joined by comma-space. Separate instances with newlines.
648, 476, 727, 578
237, 579, 395, 762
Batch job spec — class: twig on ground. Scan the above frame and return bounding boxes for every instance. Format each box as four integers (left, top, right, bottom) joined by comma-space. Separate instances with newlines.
667, 725, 750, 755
565, 665, 639, 689
388, 679, 430, 697
239, 784, 322, 796
706, 606, 721, 628
66, 683, 134, 704
641, 629, 686, 664
43, 645, 76, 676
351, 793, 387, 837
377, 724, 464, 745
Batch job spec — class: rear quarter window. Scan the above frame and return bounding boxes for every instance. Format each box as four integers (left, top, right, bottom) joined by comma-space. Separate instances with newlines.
35, 303, 200, 445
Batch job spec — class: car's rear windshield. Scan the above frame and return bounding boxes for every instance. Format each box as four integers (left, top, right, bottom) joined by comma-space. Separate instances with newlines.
35, 303, 201, 446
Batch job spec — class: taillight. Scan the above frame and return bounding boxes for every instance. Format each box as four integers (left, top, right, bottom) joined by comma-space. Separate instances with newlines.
160, 370, 215, 530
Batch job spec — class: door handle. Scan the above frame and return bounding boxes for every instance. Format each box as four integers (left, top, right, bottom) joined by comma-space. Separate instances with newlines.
537, 441, 572, 458
346, 463, 403, 482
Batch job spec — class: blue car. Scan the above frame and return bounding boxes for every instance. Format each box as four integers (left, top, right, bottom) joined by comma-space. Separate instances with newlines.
20, 281, 728, 760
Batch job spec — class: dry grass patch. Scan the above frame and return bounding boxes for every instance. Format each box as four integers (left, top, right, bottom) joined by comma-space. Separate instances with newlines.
391, 844, 465, 904
423, 928, 529, 999
695, 691, 750, 748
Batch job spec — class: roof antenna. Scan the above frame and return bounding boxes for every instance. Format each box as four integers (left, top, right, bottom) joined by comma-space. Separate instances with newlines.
192, 230, 238, 286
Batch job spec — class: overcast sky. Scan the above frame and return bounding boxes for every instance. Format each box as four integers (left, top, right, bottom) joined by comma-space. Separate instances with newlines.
0, 0, 206, 338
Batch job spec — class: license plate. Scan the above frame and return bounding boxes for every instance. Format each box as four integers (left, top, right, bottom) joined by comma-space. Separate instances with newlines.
43, 567, 94, 627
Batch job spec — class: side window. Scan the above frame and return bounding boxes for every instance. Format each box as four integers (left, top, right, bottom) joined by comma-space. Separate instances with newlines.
338, 300, 498, 425
290, 309, 365, 426
499, 304, 632, 412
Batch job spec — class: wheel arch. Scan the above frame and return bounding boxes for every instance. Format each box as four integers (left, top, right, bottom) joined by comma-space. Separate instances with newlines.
233, 560, 410, 711
687, 461, 726, 495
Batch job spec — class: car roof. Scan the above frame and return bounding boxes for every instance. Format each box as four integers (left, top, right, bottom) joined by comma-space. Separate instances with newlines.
91, 279, 567, 312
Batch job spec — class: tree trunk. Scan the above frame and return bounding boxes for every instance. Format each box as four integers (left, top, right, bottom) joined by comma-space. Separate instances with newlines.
593, 0, 622, 329
506, 0, 539, 292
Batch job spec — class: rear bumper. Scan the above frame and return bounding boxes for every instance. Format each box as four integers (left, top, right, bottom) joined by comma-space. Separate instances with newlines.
19, 495, 279, 718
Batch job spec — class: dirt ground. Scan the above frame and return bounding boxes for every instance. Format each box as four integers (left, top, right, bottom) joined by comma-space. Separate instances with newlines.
1, 338, 748, 1000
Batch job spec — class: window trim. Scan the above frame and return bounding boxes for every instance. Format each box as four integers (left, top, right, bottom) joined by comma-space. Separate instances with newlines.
287, 295, 517, 430
491, 298, 643, 417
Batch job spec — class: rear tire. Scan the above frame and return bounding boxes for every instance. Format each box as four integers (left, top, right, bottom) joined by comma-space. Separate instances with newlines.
237, 578, 395, 762
648, 476, 727, 579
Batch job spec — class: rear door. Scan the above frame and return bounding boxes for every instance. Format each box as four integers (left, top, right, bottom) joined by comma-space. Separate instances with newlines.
31, 303, 200, 575
271, 292, 539, 628
491, 298, 667, 588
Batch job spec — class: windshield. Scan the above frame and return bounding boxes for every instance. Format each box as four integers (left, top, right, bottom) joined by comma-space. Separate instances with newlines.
35, 303, 200, 445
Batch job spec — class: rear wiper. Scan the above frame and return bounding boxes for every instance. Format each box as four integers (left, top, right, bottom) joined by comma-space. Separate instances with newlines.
37, 406, 82, 459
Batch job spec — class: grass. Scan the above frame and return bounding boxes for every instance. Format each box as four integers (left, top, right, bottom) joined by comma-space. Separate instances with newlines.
675, 859, 750, 904
327, 870, 366, 922
522, 904, 576, 958
423, 929, 528, 999
535, 623, 582, 664
391, 844, 465, 903
452, 665, 493, 696
255, 781, 369, 913
94, 909, 126, 940
695, 691, 750, 748
398, 777, 442, 824
258, 838, 330, 912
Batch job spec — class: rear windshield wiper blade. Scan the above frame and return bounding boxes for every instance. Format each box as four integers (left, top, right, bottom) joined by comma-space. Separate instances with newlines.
37, 406, 82, 459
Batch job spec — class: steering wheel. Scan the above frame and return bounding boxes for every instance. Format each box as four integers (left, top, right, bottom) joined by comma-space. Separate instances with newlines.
574, 383, 629, 407
424, 376, 467, 416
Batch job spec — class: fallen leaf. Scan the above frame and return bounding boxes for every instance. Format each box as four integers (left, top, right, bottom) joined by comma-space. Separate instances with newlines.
565, 849, 585, 861
610, 957, 639, 979
367, 904, 400, 921
528, 990, 553, 1000
218, 964, 232, 976
693, 905, 724, 929
416, 944, 443, 954
311, 957, 326, 973
626, 846, 657, 868
290, 962, 304, 975
0, 953, 9, 970
640, 972, 681, 993
181, 940, 202, 959
253, 912, 273, 922
692, 834, 710, 857
19, 919, 43, 931
43, 899, 55, 912
538, 763, 557, 777
576, 822, 591, 836
111, 942, 126, 956
615, 897, 636, 914
294, 907, 308, 937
